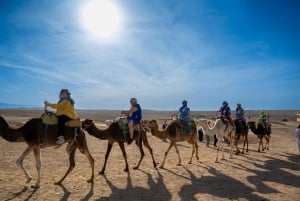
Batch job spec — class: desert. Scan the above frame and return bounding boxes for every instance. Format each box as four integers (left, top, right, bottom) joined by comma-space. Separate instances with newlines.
0, 109, 300, 201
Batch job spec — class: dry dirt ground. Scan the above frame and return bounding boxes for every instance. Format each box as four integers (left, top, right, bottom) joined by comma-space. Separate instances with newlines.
0, 109, 299, 201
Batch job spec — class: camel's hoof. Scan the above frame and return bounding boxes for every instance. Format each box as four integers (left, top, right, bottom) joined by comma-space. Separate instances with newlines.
99, 171, 105, 175
133, 166, 139, 170
177, 163, 182, 166
196, 157, 199, 160
124, 168, 129, 172
159, 166, 165, 169
31, 185, 40, 189
188, 161, 192, 164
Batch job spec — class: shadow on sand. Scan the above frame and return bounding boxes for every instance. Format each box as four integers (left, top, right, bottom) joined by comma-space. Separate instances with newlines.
94, 170, 172, 201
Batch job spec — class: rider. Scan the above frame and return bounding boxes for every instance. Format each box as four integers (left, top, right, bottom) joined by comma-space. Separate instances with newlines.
44, 89, 78, 144
235, 103, 247, 129
172, 100, 191, 132
258, 111, 267, 126
218, 101, 234, 128
121, 97, 142, 144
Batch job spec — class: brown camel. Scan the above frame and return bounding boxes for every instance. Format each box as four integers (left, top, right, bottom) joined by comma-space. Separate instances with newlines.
0, 115, 94, 188
233, 119, 249, 154
247, 121, 271, 152
143, 119, 199, 168
81, 118, 157, 174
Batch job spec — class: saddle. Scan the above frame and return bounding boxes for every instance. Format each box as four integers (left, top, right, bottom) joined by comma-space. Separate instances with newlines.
175, 120, 194, 133
234, 119, 247, 133
40, 111, 81, 127
115, 117, 140, 142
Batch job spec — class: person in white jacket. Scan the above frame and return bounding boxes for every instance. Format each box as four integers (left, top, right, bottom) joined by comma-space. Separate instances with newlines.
295, 124, 300, 155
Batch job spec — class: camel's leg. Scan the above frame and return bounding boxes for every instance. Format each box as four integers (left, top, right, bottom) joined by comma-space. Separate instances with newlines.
99, 142, 113, 174
117, 142, 129, 172
141, 133, 157, 168
215, 141, 219, 163
16, 146, 33, 184
133, 136, 145, 170
235, 134, 241, 155
227, 133, 233, 159
76, 131, 95, 182
258, 137, 262, 152
229, 135, 234, 159
188, 144, 195, 164
31, 146, 42, 189
241, 136, 245, 154
264, 136, 269, 150
55, 142, 77, 185
173, 143, 182, 166
245, 135, 249, 152
80, 147, 94, 183
195, 142, 199, 160
261, 137, 265, 151
160, 142, 174, 169
221, 140, 225, 160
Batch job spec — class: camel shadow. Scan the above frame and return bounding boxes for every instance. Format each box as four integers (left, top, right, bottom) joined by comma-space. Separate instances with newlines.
55, 182, 94, 201
3, 187, 28, 201
80, 182, 94, 201
178, 165, 268, 201
246, 155, 300, 193
95, 170, 171, 201
56, 183, 71, 201
23, 187, 39, 201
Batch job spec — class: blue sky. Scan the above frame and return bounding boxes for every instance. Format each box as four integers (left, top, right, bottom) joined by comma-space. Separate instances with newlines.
0, 0, 299, 111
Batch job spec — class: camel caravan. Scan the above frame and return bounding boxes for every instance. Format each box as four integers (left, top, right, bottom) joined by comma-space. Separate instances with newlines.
0, 98, 272, 188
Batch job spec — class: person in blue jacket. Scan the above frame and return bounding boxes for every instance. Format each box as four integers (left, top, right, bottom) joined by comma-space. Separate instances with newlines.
121, 97, 142, 144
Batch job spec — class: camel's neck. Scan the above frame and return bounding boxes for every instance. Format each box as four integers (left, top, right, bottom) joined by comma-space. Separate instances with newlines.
86, 124, 110, 140
199, 121, 216, 137
248, 125, 260, 135
150, 126, 168, 140
0, 121, 25, 142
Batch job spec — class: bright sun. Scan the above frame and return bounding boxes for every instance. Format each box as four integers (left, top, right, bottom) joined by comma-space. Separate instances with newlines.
81, 0, 122, 39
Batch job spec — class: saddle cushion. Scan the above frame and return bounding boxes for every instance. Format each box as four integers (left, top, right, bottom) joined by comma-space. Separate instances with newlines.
41, 111, 81, 127
116, 117, 129, 137
41, 111, 58, 125
65, 119, 81, 127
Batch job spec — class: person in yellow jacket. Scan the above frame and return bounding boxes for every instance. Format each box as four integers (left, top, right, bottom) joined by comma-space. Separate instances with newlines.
44, 89, 78, 144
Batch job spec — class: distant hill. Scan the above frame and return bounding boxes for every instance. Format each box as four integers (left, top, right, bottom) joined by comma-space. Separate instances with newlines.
0, 102, 38, 109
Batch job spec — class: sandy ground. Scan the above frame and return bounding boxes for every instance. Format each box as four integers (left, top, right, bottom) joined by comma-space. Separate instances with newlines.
0, 109, 300, 201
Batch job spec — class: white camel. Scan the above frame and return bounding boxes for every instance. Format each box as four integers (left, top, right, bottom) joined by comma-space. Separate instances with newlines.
197, 119, 235, 162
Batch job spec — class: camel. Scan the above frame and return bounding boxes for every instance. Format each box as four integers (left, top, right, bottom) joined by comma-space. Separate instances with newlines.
247, 121, 271, 152
142, 119, 199, 168
81, 118, 157, 174
197, 119, 235, 162
233, 119, 249, 154
0, 115, 94, 188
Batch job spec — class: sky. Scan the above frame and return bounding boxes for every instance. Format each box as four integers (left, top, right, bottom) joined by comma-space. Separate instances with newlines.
0, 0, 299, 111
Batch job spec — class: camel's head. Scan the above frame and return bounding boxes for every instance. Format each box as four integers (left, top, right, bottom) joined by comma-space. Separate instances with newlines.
142, 119, 158, 129
82, 119, 94, 130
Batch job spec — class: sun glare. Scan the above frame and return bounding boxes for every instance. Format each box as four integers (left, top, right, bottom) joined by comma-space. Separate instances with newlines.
81, 0, 122, 40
